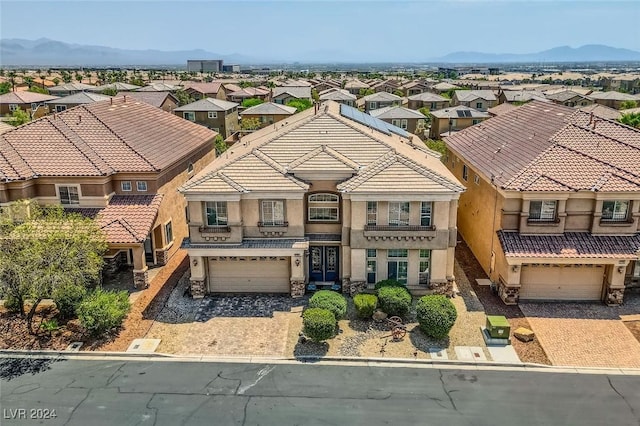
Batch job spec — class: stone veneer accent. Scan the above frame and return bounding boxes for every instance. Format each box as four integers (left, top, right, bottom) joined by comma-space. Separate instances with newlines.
133, 269, 149, 289
498, 281, 519, 305
349, 280, 366, 297
290, 280, 305, 298
155, 248, 169, 266
428, 279, 454, 297
103, 252, 126, 277
341, 278, 351, 295
605, 287, 624, 306
190, 279, 206, 299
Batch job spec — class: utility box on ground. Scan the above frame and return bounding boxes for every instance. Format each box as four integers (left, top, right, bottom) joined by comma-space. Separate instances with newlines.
486, 315, 510, 339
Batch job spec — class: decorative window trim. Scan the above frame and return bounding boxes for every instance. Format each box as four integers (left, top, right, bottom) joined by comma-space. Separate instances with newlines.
205, 201, 228, 226
208, 111, 218, 119
164, 220, 173, 245
388, 202, 410, 227
260, 199, 286, 226
601, 200, 630, 222
136, 181, 148, 192
183, 111, 195, 121
420, 201, 433, 227
529, 200, 557, 222
367, 201, 377, 226
121, 181, 132, 192
57, 184, 80, 205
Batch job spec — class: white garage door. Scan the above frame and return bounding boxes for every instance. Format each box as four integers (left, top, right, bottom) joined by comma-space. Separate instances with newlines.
520, 264, 604, 301
208, 257, 290, 293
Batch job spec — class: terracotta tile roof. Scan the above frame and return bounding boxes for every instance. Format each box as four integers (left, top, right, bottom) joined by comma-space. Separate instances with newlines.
498, 231, 640, 259
228, 87, 269, 98
407, 92, 449, 102
240, 102, 296, 116
48, 83, 96, 93
361, 92, 402, 102
183, 82, 223, 95
182, 101, 463, 196
0, 122, 14, 134
488, 103, 519, 116
136, 83, 181, 92
114, 91, 177, 108
70, 195, 163, 244
0, 97, 217, 181
272, 86, 311, 100
88, 82, 141, 92
454, 90, 497, 102
46, 92, 111, 105
0, 91, 58, 104
174, 98, 238, 112
370, 106, 426, 120
578, 104, 622, 120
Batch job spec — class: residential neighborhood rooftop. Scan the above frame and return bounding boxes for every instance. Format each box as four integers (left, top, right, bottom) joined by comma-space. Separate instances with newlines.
174, 97, 238, 112
240, 102, 296, 116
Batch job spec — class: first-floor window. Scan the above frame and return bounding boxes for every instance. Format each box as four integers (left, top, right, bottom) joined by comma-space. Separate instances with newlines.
529, 200, 557, 222
389, 202, 409, 226
261, 200, 285, 226
602, 200, 629, 222
208, 111, 217, 119
56, 105, 67, 112
165, 221, 173, 244
183, 111, 195, 121
419, 250, 431, 285
206, 201, 228, 226
59, 185, 79, 205
387, 249, 408, 285
367, 249, 377, 284
8, 104, 18, 112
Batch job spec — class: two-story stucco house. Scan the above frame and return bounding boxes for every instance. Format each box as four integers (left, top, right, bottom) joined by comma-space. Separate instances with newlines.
444, 101, 640, 305
0, 97, 218, 288
174, 98, 239, 138
452, 90, 497, 112
180, 101, 464, 298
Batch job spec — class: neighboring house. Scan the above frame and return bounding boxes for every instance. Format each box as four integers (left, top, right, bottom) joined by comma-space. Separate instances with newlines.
429, 106, 490, 138
444, 100, 640, 305
45, 92, 111, 112
174, 98, 239, 137
116, 91, 179, 112
179, 101, 464, 298
0, 97, 218, 288
497, 90, 547, 104
452, 90, 497, 111
0, 121, 14, 134
430, 82, 460, 94
272, 86, 312, 105
369, 106, 427, 135
313, 80, 341, 92
358, 92, 403, 113
344, 79, 370, 95
407, 92, 450, 111
48, 82, 96, 97
588, 91, 638, 110
578, 104, 623, 121
371, 80, 401, 94
240, 102, 296, 128
227, 87, 270, 103
488, 103, 519, 117
601, 74, 640, 94
400, 81, 431, 97
88, 82, 142, 93
0, 91, 58, 118
545, 90, 594, 107
136, 83, 182, 92
318, 88, 357, 107
183, 82, 226, 100
222, 83, 242, 94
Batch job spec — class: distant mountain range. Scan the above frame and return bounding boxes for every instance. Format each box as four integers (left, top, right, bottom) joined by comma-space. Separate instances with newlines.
432, 45, 640, 63
0, 38, 260, 66
1, 38, 640, 66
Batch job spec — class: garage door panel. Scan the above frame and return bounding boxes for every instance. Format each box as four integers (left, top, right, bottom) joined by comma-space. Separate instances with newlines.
520, 264, 604, 301
209, 257, 290, 293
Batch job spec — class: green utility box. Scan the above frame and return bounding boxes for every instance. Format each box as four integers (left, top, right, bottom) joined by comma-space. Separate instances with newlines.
486, 315, 510, 339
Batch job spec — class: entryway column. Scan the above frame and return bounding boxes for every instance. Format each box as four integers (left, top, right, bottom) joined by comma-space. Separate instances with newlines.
189, 256, 207, 298
605, 262, 627, 306
132, 244, 149, 289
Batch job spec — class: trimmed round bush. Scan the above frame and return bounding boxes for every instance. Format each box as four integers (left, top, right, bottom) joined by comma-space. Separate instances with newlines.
374, 279, 404, 291
353, 293, 378, 319
53, 284, 87, 319
303, 308, 337, 342
416, 295, 457, 339
309, 290, 347, 320
377, 286, 411, 317
77, 289, 131, 336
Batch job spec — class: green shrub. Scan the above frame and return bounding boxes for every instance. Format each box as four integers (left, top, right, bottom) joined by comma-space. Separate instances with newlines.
377, 286, 412, 317
77, 289, 131, 336
416, 295, 457, 339
53, 284, 87, 319
303, 308, 337, 342
374, 279, 404, 290
3, 294, 22, 313
353, 294, 378, 319
309, 290, 347, 320
40, 319, 59, 336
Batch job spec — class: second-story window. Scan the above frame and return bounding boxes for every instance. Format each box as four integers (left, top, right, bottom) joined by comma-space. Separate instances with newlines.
208, 111, 217, 119
308, 193, 339, 222
389, 202, 409, 226
462, 165, 469, 181
59, 185, 80, 205
367, 201, 377, 226
183, 111, 195, 121
136, 181, 148, 192
121, 181, 132, 192
206, 201, 228, 226
529, 200, 557, 222
261, 200, 285, 226
602, 200, 630, 222
476, 102, 483, 109
421, 202, 433, 227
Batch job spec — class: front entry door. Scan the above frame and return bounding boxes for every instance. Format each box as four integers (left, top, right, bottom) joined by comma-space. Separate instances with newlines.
309, 246, 339, 282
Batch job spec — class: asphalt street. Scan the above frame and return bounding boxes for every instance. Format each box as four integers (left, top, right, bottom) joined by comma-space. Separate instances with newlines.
0, 357, 639, 426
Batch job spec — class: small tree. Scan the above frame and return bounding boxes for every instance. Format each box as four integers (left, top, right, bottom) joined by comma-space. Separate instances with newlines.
175, 89, 195, 106
311, 89, 319, 102
77, 289, 130, 336
29, 86, 49, 95
9, 109, 31, 126
359, 88, 374, 97
425, 139, 447, 157
101, 87, 118, 96
416, 295, 457, 339
620, 100, 637, 110
242, 98, 264, 108
286, 98, 312, 112
214, 134, 228, 155
0, 81, 11, 95
241, 117, 262, 131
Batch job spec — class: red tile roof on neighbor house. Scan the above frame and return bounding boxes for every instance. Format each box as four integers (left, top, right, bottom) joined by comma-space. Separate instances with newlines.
445, 100, 640, 192
183, 82, 223, 95
0, 91, 58, 104
0, 97, 218, 182
69, 194, 163, 244
498, 231, 640, 259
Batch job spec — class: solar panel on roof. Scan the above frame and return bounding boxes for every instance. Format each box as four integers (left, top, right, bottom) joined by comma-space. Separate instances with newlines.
340, 104, 409, 138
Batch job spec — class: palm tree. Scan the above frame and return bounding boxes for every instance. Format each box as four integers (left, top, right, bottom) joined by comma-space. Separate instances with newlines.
8, 70, 16, 91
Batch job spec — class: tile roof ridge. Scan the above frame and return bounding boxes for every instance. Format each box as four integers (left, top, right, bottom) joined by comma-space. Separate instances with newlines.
337, 152, 398, 191
394, 152, 466, 192
179, 150, 255, 191
321, 145, 360, 170
100, 217, 139, 242
217, 172, 248, 193
569, 114, 640, 146
52, 114, 115, 176
253, 149, 308, 189
287, 145, 324, 169
82, 103, 159, 172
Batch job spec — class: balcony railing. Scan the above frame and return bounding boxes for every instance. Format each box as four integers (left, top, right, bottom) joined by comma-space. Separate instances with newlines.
199, 225, 231, 233
364, 225, 435, 232
258, 221, 288, 227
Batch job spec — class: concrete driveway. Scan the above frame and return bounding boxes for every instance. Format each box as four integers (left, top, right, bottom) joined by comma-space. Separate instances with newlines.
520, 291, 640, 368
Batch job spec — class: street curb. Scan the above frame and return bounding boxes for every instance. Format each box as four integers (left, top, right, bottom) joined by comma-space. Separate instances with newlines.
2, 349, 639, 375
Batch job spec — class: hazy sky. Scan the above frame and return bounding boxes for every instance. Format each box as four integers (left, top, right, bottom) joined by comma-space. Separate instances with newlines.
1, 0, 639, 61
